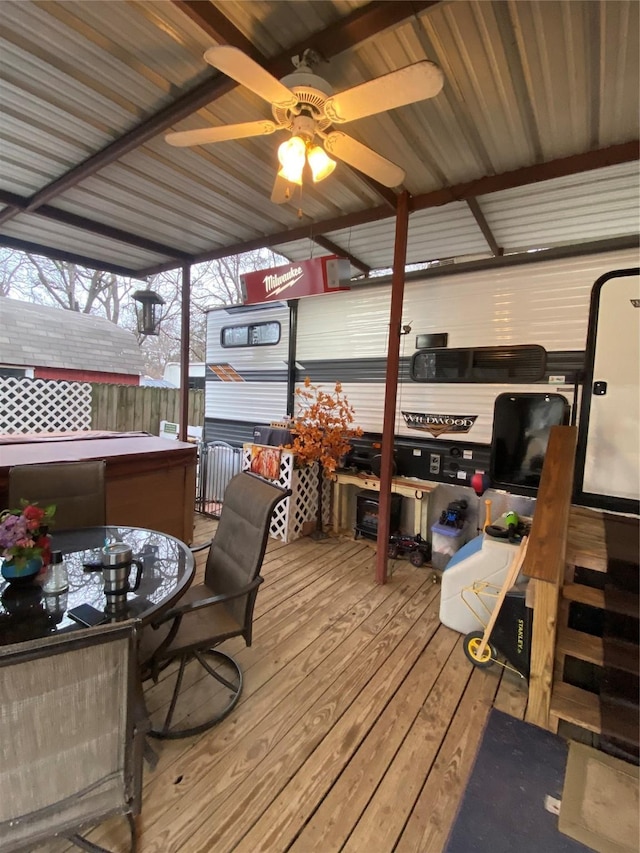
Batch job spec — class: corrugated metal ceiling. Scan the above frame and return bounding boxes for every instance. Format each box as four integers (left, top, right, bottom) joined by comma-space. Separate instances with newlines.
0, 0, 637, 277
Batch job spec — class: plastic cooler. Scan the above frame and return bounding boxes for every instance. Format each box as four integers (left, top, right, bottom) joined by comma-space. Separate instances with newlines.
430, 522, 467, 571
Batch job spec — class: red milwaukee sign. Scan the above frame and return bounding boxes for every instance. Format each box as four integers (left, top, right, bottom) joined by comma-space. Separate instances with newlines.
241, 256, 351, 305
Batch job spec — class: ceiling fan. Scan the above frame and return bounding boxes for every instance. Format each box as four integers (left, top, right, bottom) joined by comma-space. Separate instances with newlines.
165, 46, 444, 203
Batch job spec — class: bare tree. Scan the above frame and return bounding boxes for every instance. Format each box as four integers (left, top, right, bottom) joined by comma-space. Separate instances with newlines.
0, 246, 287, 377
143, 248, 286, 374
0, 250, 25, 297
6, 253, 135, 321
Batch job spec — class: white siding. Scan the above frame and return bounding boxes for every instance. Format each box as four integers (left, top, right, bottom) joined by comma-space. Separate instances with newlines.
205, 304, 290, 423
294, 247, 639, 444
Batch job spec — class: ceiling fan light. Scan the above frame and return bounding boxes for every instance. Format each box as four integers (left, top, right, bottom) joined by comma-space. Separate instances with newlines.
308, 145, 336, 182
277, 136, 306, 185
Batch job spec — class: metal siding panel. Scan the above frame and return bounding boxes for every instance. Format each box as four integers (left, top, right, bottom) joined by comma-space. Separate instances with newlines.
1, 213, 166, 267
292, 247, 639, 441
296, 287, 392, 362
204, 303, 290, 427
210, 0, 367, 57
0, 0, 637, 274
597, 1, 640, 146
481, 162, 640, 251
295, 249, 636, 360
204, 382, 289, 424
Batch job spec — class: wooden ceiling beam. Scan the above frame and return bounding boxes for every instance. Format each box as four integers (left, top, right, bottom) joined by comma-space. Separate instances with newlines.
312, 235, 371, 276
466, 198, 502, 256
0, 0, 437, 229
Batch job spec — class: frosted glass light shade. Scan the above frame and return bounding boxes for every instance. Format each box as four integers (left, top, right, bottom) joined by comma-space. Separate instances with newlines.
307, 145, 336, 182
277, 136, 306, 185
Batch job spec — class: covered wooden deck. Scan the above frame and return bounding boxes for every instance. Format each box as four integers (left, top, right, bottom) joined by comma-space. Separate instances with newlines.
44, 515, 528, 853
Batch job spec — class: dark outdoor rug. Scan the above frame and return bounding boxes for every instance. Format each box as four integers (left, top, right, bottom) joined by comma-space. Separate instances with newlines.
444, 708, 595, 853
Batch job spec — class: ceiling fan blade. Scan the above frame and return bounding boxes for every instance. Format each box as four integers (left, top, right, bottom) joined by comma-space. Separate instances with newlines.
270, 174, 297, 205
204, 46, 298, 109
323, 131, 405, 188
324, 61, 444, 124
165, 120, 278, 147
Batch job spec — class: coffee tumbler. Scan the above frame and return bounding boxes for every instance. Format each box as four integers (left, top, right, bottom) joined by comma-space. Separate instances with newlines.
101, 543, 143, 612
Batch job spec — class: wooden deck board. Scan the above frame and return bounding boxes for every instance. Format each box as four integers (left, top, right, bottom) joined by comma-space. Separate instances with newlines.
567, 505, 640, 572
37, 514, 529, 853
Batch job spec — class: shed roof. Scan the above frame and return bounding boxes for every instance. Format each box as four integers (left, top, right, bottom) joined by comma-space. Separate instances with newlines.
0, 298, 144, 376
0, 0, 638, 277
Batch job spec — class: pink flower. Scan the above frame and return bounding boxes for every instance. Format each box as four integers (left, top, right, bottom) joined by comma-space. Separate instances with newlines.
0, 502, 56, 564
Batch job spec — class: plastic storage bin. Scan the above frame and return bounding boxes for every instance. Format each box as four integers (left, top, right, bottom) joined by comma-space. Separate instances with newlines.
431, 522, 467, 570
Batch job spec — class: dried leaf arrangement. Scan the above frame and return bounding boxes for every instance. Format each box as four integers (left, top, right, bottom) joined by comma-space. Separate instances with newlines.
287, 377, 363, 535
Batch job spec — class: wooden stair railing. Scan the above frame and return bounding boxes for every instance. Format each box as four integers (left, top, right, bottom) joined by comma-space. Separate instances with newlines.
522, 425, 578, 729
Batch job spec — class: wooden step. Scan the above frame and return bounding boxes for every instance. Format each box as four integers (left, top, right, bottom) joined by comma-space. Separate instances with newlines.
600, 699, 640, 748
562, 582, 639, 618
557, 628, 603, 667
556, 628, 640, 675
605, 588, 640, 620
604, 638, 640, 676
550, 682, 601, 733
567, 506, 640, 573
562, 583, 604, 608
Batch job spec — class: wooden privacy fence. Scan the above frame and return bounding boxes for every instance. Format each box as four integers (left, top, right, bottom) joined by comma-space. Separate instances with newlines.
91, 384, 204, 436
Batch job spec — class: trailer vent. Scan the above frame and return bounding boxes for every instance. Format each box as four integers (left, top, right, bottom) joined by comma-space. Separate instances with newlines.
410, 345, 547, 383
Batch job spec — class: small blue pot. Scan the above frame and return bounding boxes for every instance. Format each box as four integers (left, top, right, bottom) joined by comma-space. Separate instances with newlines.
1, 557, 43, 585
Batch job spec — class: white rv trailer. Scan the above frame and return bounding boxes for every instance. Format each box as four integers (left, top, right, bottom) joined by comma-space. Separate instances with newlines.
163, 362, 206, 390
204, 246, 639, 514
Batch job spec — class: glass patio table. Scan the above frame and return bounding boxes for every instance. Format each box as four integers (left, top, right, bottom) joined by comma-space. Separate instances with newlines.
0, 525, 195, 646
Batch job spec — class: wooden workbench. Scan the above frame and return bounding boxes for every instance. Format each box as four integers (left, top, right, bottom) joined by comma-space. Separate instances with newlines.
0, 431, 197, 543
329, 470, 439, 538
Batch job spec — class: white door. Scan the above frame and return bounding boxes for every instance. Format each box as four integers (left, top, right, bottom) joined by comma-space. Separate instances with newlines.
582, 271, 640, 502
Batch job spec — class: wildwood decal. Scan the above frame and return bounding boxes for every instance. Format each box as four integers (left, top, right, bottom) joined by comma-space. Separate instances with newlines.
402, 411, 478, 438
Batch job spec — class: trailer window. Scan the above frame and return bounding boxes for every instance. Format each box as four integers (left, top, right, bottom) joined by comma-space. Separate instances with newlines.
410, 345, 546, 383
221, 321, 281, 348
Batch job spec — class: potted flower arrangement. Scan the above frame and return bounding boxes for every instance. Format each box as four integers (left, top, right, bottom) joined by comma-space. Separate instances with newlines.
0, 502, 56, 584
287, 378, 362, 538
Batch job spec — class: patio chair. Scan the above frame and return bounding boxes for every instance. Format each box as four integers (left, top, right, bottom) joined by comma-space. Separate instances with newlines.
8, 459, 106, 530
140, 471, 290, 738
0, 621, 147, 853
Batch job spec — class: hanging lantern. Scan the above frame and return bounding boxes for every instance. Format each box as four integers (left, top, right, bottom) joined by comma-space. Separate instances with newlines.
132, 289, 165, 336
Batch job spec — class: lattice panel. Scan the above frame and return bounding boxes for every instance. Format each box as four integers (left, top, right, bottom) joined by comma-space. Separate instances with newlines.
242, 446, 330, 543
0, 377, 92, 434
